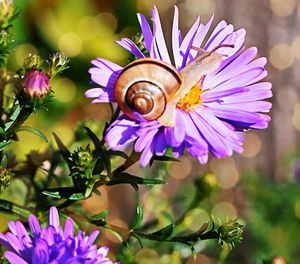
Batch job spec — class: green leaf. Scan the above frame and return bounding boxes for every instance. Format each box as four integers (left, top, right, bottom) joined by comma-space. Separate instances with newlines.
149, 224, 174, 240
42, 187, 85, 200
107, 229, 124, 242
0, 140, 10, 151
84, 127, 111, 174
0, 199, 31, 218
4, 102, 20, 131
88, 209, 109, 226
107, 172, 165, 187
1, 155, 7, 167
150, 155, 180, 166
16, 126, 48, 142
132, 203, 144, 229
52, 133, 71, 164
198, 221, 209, 234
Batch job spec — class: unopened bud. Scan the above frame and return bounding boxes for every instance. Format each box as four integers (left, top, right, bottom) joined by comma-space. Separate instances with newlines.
22, 69, 50, 97
195, 173, 219, 199
218, 218, 244, 247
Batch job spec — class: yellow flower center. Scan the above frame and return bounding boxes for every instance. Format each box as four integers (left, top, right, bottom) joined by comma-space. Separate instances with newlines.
176, 82, 203, 111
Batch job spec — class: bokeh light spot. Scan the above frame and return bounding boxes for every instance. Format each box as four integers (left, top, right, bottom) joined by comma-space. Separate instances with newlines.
269, 44, 294, 70
270, 0, 295, 17
15, 44, 37, 66
294, 200, 300, 219
187, 254, 212, 264
292, 101, 300, 132
182, 0, 215, 18
183, 208, 209, 232
209, 158, 239, 189
97, 12, 118, 32
211, 202, 237, 221
291, 36, 300, 60
170, 157, 192, 180
241, 132, 262, 158
137, 0, 176, 13
77, 16, 99, 40
59, 32, 82, 57
52, 77, 76, 103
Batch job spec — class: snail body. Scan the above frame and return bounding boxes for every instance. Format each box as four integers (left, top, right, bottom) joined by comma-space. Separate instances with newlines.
115, 46, 227, 127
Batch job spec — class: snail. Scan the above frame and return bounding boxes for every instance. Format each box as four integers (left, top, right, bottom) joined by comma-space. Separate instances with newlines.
115, 44, 234, 127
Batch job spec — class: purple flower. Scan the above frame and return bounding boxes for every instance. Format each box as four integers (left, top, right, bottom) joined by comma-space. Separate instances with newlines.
22, 70, 50, 97
86, 6, 272, 167
0, 207, 119, 264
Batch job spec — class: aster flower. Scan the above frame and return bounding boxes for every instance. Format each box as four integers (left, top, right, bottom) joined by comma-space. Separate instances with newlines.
86, 6, 272, 167
22, 69, 50, 97
0, 207, 119, 264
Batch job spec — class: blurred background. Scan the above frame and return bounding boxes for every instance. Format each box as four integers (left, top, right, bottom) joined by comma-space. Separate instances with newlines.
2, 0, 300, 263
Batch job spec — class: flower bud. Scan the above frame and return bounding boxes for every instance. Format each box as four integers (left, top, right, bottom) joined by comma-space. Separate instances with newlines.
195, 173, 219, 199
22, 69, 50, 97
218, 218, 244, 247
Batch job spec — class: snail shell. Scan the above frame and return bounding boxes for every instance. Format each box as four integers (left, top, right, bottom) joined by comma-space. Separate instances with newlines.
114, 58, 182, 122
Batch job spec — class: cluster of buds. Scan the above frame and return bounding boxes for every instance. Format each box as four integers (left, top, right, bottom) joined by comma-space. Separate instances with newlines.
0, 0, 14, 29
70, 146, 93, 171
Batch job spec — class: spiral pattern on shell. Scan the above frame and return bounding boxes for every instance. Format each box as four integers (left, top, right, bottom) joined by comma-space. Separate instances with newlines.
114, 58, 182, 121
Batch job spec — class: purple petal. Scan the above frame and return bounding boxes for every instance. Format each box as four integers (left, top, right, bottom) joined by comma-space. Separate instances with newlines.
189, 15, 214, 60
105, 116, 139, 149
32, 239, 49, 264
180, 16, 200, 67
172, 6, 181, 67
86, 230, 99, 246
64, 218, 74, 238
137, 13, 153, 52
4, 252, 28, 264
135, 127, 159, 152
85, 87, 116, 103
49, 207, 60, 231
89, 59, 122, 89
116, 38, 145, 58
172, 143, 185, 158
151, 6, 171, 63
154, 131, 168, 156
15, 221, 31, 248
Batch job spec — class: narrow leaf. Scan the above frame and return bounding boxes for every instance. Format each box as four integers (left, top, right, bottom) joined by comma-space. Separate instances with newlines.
42, 187, 85, 200
16, 126, 48, 142
89, 209, 109, 221
52, 132, 71, 163
149, 224, 174, 240
132, 203, 144, 229
0, 140, 10, 151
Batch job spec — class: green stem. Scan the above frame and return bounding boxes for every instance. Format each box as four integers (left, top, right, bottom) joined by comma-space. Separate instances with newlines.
0, 199, 31, 218
6, 106, 32, 138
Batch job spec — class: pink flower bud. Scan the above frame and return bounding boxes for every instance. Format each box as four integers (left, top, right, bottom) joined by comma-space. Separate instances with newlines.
22, 70, 50, 97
